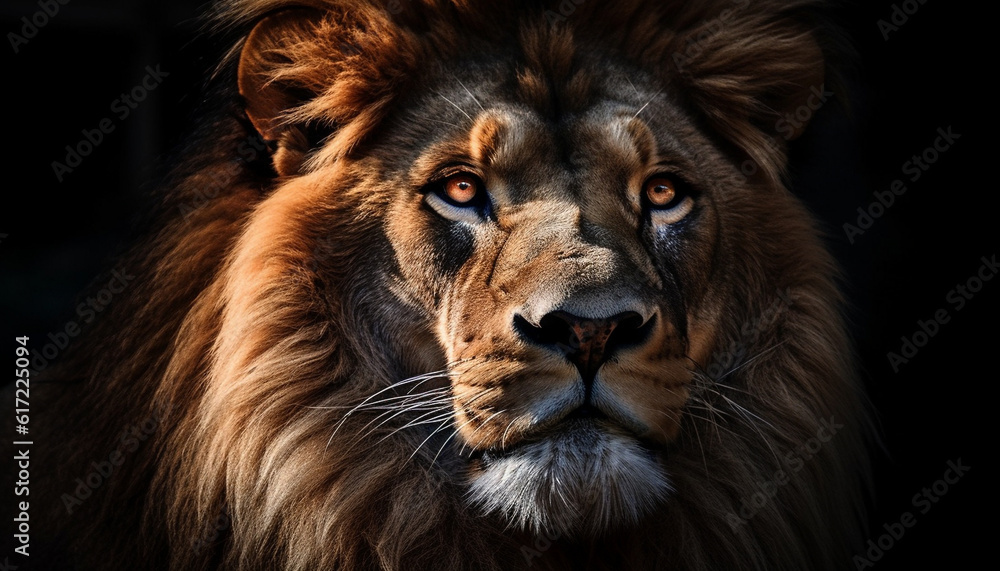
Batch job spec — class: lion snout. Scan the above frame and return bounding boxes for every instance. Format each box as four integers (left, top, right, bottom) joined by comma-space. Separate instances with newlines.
512, 310, 652, 381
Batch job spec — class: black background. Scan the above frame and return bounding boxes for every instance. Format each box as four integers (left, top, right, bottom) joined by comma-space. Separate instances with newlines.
1, 0, 992, 569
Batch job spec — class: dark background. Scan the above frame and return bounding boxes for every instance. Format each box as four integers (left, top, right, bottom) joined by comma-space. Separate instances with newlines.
1, 0, 991, 569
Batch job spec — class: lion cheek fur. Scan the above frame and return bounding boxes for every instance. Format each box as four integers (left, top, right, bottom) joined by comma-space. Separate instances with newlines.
466, 423, 672, 537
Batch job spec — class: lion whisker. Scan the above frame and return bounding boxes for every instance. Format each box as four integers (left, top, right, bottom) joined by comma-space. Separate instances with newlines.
700, 382, 778, 433
407, 417, 463, 464
684, 405, 711, 474
455, 76, 486, 113
355, 389, 454, 411
713, 341, 788, 383
686, 368, 756, 399
308, 387, 452, 411
632, 89, 661, 119
429, 425, 464, 468
325, 369, 457, 447
352, 397, 456, 444
707, 391, 782, 464
376, 409, 456, 443
339, 377, 500, 461
436, 92, 473, 122
318, 372, 444, 413
456, 387, 499, 410
499, 416, 519, 449
457, 409, 507, 457
422, 413, 483, 467
380, 414, 457, 446
676, 407, 723, 445
623, 75, 641, 96
682, 399, 754, 444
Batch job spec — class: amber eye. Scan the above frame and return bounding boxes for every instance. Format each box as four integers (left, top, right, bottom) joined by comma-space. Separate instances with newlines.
425, 171, 490, 224
443, 173, 480, 205
644, 176, 680, 208
641, 174, 695, 224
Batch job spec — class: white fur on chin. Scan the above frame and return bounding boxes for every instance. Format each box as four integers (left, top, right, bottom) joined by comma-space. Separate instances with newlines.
466, 421, 672, 538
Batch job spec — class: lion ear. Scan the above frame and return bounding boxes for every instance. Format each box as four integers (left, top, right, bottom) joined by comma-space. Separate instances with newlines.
674, 19, 828, 182
238, 9, 324, 176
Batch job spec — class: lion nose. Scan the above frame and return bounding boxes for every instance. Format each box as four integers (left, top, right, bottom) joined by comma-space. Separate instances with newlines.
515, 310, 650, 381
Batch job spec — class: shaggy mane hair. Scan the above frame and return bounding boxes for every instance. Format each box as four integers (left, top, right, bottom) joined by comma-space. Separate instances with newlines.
27, 1, 871, 570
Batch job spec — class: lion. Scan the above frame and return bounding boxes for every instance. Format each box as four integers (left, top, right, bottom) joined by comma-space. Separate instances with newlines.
24, 0, 871, 569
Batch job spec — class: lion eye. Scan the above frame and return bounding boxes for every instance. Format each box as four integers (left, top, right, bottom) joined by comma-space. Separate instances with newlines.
425, 171, 490, 224
644, 177, 680, 207
642, 175, 694, 224
443, 174, 480, 205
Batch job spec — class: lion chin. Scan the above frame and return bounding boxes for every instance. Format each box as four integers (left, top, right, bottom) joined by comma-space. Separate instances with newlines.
467, 419, 672, 538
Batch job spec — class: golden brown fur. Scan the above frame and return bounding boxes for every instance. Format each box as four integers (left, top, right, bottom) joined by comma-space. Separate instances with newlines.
27, 1, 870, 569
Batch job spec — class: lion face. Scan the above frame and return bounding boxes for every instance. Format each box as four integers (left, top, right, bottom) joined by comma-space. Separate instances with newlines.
219, 2, 866, 565
29, 3, 870, 569
362, 63, 727, 535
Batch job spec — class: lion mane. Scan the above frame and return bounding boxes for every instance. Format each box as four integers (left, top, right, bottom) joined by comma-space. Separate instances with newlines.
29, 1, 870, 569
